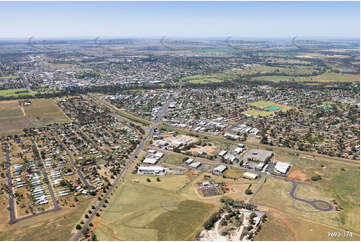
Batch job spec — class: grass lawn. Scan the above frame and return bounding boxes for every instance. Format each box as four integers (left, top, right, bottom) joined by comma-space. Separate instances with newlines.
0, 88, 59, 98
181, 72, 235, 85
249, 100, 293, 111
0, 88, 34, 98
163, 152, 189, 166
242, 101, 294, 117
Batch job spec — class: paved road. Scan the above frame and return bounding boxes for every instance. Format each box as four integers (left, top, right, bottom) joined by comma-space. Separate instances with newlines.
78, 129, 105, 155
4, 143, 16, 224
229, 165, 333, 211
31, 139, 60, 210
4, 142, 61, 225
72, 89, 178, 241
14, 207, 61, 224
289, 180, 333, 211
53, 134, 95, 190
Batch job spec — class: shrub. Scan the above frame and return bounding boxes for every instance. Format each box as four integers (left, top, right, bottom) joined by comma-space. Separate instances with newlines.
311, 174, 322, 181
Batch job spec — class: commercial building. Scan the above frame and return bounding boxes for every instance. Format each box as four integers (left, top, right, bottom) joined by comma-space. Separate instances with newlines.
213, 165, 227, 175
137, 166, 166, 175
218, 150, 228, 157
184, 158, 194, 164
142, 150, 164, 164
234, 147, 245, 154
243, 149, 273, 163
275, 162, 291, 174
243, 172, 258, 180
189, 161, 201, 168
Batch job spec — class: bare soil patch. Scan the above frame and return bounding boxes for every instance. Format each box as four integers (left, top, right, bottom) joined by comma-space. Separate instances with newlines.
288, 168, 309, 182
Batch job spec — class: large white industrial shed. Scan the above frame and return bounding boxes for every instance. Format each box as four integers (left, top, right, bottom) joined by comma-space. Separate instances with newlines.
243, 172, 258, 180
138, 166, 166, 175
275, 162, 291, 174
213, 165, 227, 175
143, 157, 158, 164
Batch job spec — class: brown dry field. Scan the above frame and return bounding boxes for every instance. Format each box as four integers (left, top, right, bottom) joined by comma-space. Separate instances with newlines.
288, 168, 309, 182
0, 98, 69, 135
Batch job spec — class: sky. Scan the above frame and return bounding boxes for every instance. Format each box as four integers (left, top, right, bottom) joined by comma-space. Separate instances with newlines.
0, 1, 359, 39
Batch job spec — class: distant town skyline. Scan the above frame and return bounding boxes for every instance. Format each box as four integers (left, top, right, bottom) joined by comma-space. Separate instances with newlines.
0, 1, 359, 39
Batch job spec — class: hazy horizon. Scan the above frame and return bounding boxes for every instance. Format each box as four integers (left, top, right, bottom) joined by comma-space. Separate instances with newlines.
0, 1, 359, 39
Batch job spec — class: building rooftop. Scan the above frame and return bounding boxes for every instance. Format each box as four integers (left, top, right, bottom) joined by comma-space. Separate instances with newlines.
243, 149, 273, 163
275, 162, 290, 174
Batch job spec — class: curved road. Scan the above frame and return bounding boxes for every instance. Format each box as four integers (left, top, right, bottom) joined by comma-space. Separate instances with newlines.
289, 180, 333, 211
229, 165, 333, 212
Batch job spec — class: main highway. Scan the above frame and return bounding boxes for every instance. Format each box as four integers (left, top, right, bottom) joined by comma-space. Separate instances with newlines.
72, 87, 180, 240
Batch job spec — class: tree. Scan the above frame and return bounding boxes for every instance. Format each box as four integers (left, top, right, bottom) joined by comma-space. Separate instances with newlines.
156, 177, 160, 182
146, 178, 151, 182
311, 174, 322, 181
245, 189, 252, 195
91, 232, 97, 241
76, 224, 82, 230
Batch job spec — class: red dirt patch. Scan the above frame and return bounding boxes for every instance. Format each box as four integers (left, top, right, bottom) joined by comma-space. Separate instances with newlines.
188, 145, 216, 155
288, 168, 309, 182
